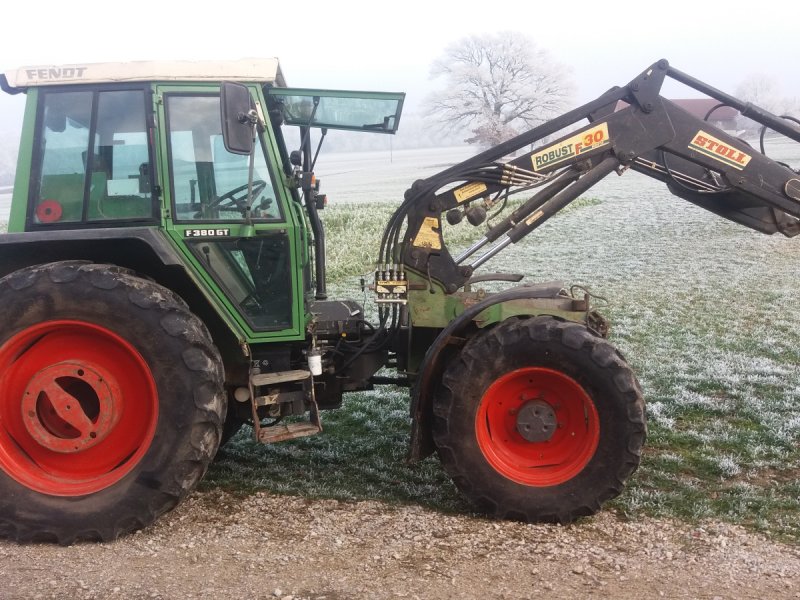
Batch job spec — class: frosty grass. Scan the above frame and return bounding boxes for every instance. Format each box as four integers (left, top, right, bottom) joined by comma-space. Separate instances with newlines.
212, 143, 799, 539
7, 143, 786, 537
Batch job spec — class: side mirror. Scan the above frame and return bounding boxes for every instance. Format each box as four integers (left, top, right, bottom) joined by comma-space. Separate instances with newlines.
220, 82, 254, 155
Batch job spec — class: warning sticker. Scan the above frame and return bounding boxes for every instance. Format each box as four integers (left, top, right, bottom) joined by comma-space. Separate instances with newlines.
412, 216, 443, 250
453, 181, 488, 203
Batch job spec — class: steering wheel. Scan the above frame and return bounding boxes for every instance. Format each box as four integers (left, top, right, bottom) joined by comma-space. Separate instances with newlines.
207, 180, 267, 212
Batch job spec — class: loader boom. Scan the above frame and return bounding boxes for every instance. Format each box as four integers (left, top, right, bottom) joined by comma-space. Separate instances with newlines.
388, 60, 800, 294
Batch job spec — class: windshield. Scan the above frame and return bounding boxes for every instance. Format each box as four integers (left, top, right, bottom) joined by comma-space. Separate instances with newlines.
166, 94, 282, 222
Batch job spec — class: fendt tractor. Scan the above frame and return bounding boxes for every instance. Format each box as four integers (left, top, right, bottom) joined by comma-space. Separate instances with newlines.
0, 58, 798, 544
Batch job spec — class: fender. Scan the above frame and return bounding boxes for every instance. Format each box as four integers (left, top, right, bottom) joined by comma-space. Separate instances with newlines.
408, 284, 596, 461
0, 226, 244, 370
0, 227, 184, 277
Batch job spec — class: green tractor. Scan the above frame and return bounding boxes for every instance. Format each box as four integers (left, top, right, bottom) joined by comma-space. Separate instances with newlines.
0, 58, 797, 543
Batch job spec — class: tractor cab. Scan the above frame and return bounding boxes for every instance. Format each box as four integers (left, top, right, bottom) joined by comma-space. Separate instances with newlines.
1, 59, 404, 341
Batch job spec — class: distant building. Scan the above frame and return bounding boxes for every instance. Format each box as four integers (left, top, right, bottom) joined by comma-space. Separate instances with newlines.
614, 99, 740, 132
669, 99, 740, 132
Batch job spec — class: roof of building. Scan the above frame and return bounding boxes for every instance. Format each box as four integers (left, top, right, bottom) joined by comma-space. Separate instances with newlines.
669, 98, 739, 121
1, 58, 285, 93
613, 98, 740, 124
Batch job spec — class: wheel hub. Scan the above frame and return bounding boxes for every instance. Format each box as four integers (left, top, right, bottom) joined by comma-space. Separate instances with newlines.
21, 361, 121, 453
515, 399, 557, 442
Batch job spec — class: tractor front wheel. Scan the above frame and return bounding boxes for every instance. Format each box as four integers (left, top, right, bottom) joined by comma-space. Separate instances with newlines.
432, 315, 646, 523
0, 262, 225, 543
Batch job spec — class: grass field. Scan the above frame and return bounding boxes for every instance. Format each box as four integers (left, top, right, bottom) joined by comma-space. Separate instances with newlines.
210, 143, 800, 540
1, 143, 797, 539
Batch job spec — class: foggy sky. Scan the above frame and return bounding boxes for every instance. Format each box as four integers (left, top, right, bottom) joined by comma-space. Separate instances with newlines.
1, 0, 798, 136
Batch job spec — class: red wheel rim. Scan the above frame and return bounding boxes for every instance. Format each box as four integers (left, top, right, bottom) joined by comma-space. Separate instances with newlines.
475, 367, 599, 487
0, 321, 158, 496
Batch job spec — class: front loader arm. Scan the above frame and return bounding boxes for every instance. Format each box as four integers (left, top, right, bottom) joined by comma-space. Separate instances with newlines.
389, 60, 800, 294
629, 98, 800, 236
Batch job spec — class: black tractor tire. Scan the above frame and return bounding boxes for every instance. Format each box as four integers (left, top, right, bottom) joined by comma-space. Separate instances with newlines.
432, 315, 646, 523
0, 261, 225, 544
220, 400, 246, 447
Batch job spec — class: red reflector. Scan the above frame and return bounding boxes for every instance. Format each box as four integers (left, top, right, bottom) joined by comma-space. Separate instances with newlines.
36, 200, 63, 223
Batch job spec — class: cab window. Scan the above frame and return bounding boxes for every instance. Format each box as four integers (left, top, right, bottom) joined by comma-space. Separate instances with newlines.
165, 94, 282, 222
31, 88, 154, 226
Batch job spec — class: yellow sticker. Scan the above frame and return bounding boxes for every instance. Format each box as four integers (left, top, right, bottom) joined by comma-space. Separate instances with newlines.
531, 123, 610, 171
688, 130, 752, 171
376, 282, 407, 294
524, 210, 544, 226
412, 216, 442, 250
377, 280, 407, 286
453, 181, 488, 203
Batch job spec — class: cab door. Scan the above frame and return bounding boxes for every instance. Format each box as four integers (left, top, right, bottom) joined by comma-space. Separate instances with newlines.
154, 83, 307, 342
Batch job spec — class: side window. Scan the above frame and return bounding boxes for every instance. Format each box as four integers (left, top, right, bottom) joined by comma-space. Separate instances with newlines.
32, 89, 153, 226
90, 91, 152, 221
35, 92, 91, 223
166, 94, 281, 222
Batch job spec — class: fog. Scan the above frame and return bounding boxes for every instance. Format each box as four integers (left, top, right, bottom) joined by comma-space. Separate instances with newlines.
1, 0, 798, 183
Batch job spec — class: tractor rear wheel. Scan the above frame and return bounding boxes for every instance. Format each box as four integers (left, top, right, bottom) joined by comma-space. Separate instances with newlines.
432, 315, 645, 523
0, 262, 225, 543
220, 398, 246, 447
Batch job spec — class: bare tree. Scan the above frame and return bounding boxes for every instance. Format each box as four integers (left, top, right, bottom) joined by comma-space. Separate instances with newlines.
735, 73, 799, 134
736, 74, 784, 114
426, 32, 573, 146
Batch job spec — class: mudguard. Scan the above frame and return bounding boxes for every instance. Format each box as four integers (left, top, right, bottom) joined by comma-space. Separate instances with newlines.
408, 284, 593, 461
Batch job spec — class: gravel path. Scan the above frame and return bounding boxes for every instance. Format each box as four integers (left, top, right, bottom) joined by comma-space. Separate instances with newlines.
2, 490, 798, 599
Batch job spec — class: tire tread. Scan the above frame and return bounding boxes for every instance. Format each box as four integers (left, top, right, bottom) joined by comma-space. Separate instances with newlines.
433, 315, 646, 524
0, 262, 225, 544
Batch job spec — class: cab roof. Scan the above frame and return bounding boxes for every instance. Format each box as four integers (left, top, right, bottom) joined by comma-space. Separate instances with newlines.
1, 58, 285, 94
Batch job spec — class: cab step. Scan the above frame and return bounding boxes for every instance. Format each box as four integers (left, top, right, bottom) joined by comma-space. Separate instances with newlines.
257, 422, 321, 444
251, 369, 311, 387
250, 367, 322, 444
